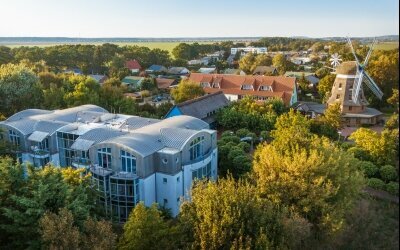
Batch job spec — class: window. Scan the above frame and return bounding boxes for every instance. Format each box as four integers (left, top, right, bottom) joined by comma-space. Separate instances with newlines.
241, 84, 253, 90
177, 176, 180, 182
336, 94, 340, 99
98, 148, 112, 169
200, 82, 210, 88
8, 130, 20, 146
192, 162, 212, 180
349, 106, 352, 111
162, 158, 168, 164
163, 178, 167, 184
338, 83, 342, 89
189, 137, 203, 161
163, 199, 168, 206
260, 86, 272, 91
121, 150, 136, 173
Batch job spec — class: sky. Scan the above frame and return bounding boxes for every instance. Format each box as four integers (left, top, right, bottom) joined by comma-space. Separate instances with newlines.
0, 0, 398, 38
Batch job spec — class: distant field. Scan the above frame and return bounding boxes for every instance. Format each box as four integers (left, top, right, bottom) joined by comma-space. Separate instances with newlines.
2, 42, 214, 52
374, 42, 399, 50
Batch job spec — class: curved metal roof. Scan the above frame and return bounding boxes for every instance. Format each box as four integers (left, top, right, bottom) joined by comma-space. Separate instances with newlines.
6, 109, 53, 122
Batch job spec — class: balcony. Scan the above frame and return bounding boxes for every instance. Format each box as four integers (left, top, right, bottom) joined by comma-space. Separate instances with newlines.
29, 149, 49, 159
71, 157, 91, 169
186, 147, 213, 165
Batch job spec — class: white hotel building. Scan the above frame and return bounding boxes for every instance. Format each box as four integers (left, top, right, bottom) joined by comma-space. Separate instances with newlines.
0, 105, 218, 222
230, 47, 268, 55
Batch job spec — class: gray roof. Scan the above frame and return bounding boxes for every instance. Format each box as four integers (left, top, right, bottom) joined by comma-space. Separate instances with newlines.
6, 109, 53, 122
160, 127, 198, 149
101, 115, 209, 156
173, 92, 229, 121
1, 105, 109, 135
70, 139, 95, 151
305, 75, 320, 85
28, 131, 49, 142
342, 107, 383, 118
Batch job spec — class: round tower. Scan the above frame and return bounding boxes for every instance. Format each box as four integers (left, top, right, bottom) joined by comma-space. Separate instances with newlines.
326, 61, 369, 114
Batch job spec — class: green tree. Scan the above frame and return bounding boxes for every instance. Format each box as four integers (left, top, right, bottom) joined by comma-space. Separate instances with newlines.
0, 63, 43, 116
272, 54, 287, 75
318, 74, 336, 101
43, 83, 66, 109
0, 160, 95, 249
320, 103, 342, 130
119, 203, 171, 250
64, 77, 100, 107
140, 77, 156, 91
40, 208, 117, 250
238, 52, 256, 74
253, 136, 364, 233
171, 79, 205, 103
349, 128, 398, 166
179, 177, 304, 250
172, 43, 198, 60
253, 54, 273, 72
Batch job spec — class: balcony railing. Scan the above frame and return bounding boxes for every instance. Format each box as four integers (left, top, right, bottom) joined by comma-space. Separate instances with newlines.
72, 157, 91, 165
186, 147, 213, 165
29, 149, 49, 158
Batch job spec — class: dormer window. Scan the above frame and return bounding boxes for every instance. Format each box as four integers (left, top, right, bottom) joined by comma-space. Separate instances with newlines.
241, 84, 253, 90
200, 82, 210, 88
213, 83, 220, 88
259, 86, 272, 91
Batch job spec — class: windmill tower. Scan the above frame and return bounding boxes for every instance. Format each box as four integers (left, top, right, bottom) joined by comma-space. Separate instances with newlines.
326, 38, 384, 126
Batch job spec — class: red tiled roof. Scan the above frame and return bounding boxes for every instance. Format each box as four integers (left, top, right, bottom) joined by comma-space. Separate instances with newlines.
189, 73, 296, 105
125, 60, 142, 70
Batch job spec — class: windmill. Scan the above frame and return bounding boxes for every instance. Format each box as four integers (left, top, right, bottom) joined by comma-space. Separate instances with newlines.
347, 37, 383, 103
329, 53, 342, 68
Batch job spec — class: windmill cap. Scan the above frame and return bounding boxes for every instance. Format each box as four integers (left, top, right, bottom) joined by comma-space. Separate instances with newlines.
335, 61, 357, 75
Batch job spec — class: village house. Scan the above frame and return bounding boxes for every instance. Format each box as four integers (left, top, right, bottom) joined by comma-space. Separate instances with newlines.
125, 59, 142, 73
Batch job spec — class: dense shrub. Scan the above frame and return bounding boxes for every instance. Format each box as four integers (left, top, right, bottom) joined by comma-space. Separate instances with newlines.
379, 165, 398, 182
238, 142, 250, 153
385, 182, 399, 196
260, 131, 270, 141
360, 161, 379, 178
220, 135, 240, 144
221, 130, 234, 138
385, 181, 399, 196
235, 128, 250, 138
367, 178, 386, 190
347, 147, 371, 161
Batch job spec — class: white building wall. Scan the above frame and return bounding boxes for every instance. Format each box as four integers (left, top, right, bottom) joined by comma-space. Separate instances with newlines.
155, 171, 183, 216
140, 174, 156, 207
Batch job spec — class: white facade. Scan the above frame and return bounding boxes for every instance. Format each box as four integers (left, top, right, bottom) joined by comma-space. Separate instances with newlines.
231, 47, 267, 55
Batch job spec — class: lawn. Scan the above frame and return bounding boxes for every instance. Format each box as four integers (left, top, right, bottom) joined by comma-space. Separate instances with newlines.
374, 42, 399, 50
2, 41, 214, 53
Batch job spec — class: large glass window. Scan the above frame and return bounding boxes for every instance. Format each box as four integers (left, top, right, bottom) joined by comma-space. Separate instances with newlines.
57, 132, 79, 167
109, 178, 139, 223
192, 162, 212, 180
121, 150, 136, 173
8, 130, 20, 146
98, 148, 112, 169
189, 137, 204, 161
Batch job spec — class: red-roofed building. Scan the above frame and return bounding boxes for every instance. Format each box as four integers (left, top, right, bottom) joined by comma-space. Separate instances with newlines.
188, 73, 298, 106
125, 60, 142, 73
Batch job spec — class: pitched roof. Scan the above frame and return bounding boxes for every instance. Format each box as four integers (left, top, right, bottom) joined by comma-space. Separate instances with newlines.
253, 66, 277, 75
168, 67, 189, 75
89, 74, 108, 83
189, 73, 296, 105
198, 67, 216, 74
156, 78, 176, 89
171, 91, 229, 121
305, 75, 320, 85
121, 76, 144, 86
125, 60, 141, 70
147, 65, 166, 72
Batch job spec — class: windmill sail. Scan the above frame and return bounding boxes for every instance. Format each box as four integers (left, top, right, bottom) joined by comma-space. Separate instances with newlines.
352, 70, 364, 103
347, 37, 384, 102
363, 72, 384, 99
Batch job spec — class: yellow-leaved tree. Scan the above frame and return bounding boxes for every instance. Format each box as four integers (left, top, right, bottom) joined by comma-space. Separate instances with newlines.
253, 110, 364, 233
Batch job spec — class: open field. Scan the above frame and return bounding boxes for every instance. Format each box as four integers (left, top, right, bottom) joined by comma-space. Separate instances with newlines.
374, 42, 399, 50
1, 41, 214, 52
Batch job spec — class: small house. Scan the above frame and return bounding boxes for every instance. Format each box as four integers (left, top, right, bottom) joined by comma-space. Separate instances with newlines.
125, 60, 142, 73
